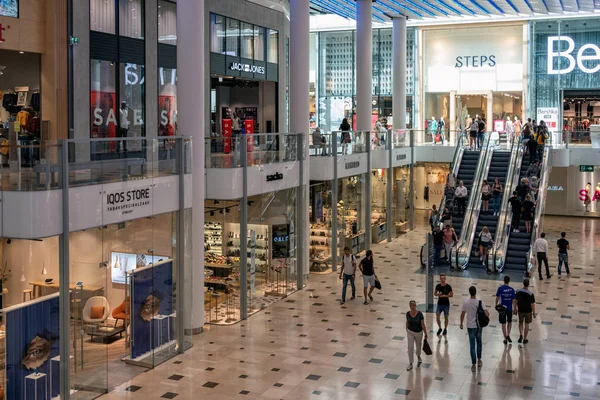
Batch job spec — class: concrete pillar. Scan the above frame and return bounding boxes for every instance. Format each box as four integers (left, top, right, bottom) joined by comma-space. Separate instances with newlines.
289, 0, 310, 281
449, 91, 456, 144
487, 91, 493, 133
392, 17, 407, 131
178, 0, 205, 333
356, 0, 372, 132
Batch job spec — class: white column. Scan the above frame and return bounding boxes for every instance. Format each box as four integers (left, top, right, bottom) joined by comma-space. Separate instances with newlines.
178, 0, 205, 333
356, 0, 372, 132
449, 91, 456, 144
487, 91, 493, 132
289, 0, 310, 284
392, 17, 407, 131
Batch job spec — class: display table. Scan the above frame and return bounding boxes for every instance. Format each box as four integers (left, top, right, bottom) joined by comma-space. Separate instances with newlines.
29, 281, 104, 299
85, 324, 125, 343
310, 256, 331, 273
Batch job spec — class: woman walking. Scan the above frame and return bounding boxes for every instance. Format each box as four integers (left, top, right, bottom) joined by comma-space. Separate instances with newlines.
481, 180, 491, 215
492, 178, 503, 216
406, 300, 428, 371
478, 226, 494, 265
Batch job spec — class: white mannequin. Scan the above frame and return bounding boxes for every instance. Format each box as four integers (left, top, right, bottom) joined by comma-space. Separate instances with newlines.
505, 116, 514, 134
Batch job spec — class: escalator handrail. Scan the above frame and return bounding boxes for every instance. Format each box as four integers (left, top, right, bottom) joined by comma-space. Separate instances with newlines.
432, 132, 467, 227
492, 137, 523, 270
526, 145, 551, 274
452, 132, 493, 269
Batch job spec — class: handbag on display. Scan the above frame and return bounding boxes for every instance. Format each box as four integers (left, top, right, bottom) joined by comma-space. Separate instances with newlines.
422, 338, 432, 355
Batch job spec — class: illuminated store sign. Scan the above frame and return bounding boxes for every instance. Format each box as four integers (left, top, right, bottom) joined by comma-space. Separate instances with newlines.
230, 62, 265, 75
455, 55, 496, 68
547, 36, 600, 74
547, 186, 564, 191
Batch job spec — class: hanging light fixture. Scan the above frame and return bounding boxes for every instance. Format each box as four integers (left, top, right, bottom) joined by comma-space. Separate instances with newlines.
20, 269, 26, 282
41, 262, 47, 275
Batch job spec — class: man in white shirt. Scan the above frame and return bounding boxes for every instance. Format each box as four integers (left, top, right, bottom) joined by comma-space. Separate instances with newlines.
455, 181, 468, 216
119, 101, 130, 153
533, 232, 551, 280
460, 286, 489, 372
339, 247, 356, 305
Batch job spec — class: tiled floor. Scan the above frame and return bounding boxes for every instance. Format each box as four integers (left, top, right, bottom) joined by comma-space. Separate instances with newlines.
99, 215, 600, 400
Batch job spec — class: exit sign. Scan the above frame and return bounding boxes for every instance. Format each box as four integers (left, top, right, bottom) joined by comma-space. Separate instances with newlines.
579, 165, 594, 172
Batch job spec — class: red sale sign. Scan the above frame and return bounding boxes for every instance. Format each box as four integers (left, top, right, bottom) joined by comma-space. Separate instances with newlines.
222, 119, 232, 154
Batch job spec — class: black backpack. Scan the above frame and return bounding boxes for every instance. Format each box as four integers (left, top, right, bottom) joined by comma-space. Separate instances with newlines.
477, 300, 489, 328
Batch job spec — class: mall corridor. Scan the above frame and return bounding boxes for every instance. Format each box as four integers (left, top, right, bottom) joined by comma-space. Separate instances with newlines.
99, 215, 600, 400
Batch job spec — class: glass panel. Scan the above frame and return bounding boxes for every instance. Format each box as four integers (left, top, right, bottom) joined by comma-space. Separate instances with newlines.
158, 0, 177, 45
90, 0, 116, 34
210, 13, 225, 54
371, 169, 387, 242
393, 166, 411, 235
240, 22, 253, 59
254, 26, 265, 61
90, 60, 118, 157
225, 18, 240, 57
309, 182, 336, 274
120, 62, 146, 147
158, 67, 177, 136
268, 29, 278, 63
338, 175, 367, 256
119, 0, 144, 39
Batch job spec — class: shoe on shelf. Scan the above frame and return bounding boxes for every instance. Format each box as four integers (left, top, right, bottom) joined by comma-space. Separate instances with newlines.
443, 329, 447, 336
406, 364, 413, 371
507, 336, 512, 343
518, 336, 523, 343
471, 364, 476, 372
437, 328, 442, 336
477, 359, 483, 367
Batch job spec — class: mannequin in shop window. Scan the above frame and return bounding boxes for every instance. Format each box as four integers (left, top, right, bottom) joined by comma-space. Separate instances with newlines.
584, 182, 592, 212
513, 116, 522, 141
119, 101, 129, 153
429, 117, 438, 143
438, 117, 445, 143
596, 183, 600, 209
505, 116, 514, 142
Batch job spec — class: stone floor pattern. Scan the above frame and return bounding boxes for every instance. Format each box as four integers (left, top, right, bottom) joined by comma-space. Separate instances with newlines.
99, 215, 600, 400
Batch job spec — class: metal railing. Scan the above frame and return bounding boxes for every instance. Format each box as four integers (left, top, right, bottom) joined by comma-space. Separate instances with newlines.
308, 130, 370, 157
526, 145, 551, 276
492, 137, 523, 271
206, 132, 303, 168
451, 132, 494, 270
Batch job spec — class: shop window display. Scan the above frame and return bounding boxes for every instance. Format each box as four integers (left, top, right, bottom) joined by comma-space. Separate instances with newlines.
414, 163, 451, 210
204, 191, 298, 325
158, 67, 177, 136
393, 166, 411, 235
309, 182, 340, 274
339, 176, 367, 255
371, 170, 387, 243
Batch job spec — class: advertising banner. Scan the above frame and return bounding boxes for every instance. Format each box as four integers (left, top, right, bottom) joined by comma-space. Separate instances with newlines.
158, 95, 176, 136
5, 294, 60, 399
90, 91, 118, 139
272, 224, 290, 259
222, 118, 232, 154
494, 120, 505, 133
537, 107, 560, 143
131, 260, 174, 359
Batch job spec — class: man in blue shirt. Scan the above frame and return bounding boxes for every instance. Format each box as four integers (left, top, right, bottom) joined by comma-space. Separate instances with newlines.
495, 276, 516, 344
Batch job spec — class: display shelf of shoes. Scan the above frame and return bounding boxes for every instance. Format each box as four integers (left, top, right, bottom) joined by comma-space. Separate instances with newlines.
204, 222, 223, 256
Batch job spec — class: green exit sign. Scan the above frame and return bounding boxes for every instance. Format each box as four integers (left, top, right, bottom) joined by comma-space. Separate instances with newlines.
579, 165, 594, 172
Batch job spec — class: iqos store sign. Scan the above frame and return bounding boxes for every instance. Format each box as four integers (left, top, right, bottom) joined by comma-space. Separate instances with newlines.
548, 36, 600, 74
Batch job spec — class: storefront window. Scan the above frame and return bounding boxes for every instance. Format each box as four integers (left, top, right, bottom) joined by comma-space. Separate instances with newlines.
254, 26, 265, 61
90, 60, 117, 142
159, 67, 177, 136
90, 0, 116, 34
119, 0, 144, 39
309, 182, 335, 273
268, 29, 278, 63
158, 0, 177, 45
210, 14, 226, 54
371, 169, 387, 243
414, 163, 450, 210
339, 175, 367, 255
393, 166, 411, 235
225, 18, 240, 57
121, 63, 145, 142
240, 22, 254, 59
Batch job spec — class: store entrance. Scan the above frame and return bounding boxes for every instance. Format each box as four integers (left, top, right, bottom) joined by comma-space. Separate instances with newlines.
562, 90, 599, 144
210, 77, 278, 137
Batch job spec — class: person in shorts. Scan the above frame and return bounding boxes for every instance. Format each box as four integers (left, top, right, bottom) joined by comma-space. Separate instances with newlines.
434, 273, 453, 336
359, 250, 377, 305
515, 279, 536, 344
495, 276, 516, 344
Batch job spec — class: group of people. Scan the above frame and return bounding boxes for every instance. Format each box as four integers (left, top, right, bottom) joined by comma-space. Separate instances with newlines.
531, 231, 571, 280
522, 118, 549, 163
467, 117, 487, 150
508, 157, 544, 234
405, 274, 537, 372
338, 248, 378, 305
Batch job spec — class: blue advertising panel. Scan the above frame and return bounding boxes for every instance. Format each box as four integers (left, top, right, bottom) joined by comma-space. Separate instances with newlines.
0, 0, 18, 18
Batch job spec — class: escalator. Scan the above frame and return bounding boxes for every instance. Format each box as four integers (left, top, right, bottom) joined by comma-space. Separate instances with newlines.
466, 150, 511, 269
451, 150, 481, 239
502, 150, 533, 271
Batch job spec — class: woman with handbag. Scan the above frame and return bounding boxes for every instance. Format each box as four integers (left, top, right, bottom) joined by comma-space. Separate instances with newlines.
406, 300, 428, 371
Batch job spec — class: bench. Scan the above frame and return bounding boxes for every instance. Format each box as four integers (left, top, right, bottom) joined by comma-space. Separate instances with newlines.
33, 158, 147, 189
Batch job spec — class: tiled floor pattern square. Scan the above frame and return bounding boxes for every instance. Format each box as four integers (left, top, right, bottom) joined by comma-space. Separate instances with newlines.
100, 215, 600, 399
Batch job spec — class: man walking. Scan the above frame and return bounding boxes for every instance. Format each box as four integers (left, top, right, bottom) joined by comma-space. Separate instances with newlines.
359, 250, 377, 305
339, 247, 356, 305
508, 191, 522, 232
533, 232, 552, 280
557, 232, 571, 276
478, 117, 486, 149
432, 226, 444, 266
515, 279, 536, 344
495, 276, 516, 344
460, 286, 489, 372
435, 273, 453, 336
443, 224, 458, 265
455, 181, 468, 216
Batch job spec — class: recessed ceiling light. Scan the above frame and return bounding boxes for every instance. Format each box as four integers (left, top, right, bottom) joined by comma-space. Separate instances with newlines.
19, 51, 24, 54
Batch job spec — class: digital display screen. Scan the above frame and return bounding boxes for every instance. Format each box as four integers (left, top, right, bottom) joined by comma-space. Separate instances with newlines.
0, 0, 18, 18
110, 252, 168, 284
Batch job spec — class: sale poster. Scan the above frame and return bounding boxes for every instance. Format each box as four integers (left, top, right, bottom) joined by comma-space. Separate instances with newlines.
222, 118, 232, 154
158, 95, 176, 136
90, 91, 117, 139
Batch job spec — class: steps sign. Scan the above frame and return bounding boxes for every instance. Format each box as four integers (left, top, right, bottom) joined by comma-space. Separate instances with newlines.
579, 165, 594, 172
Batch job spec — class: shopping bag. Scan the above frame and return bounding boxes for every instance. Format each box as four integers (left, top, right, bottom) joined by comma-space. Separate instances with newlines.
374, 278, 382, 290
422, 338, 432, 355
